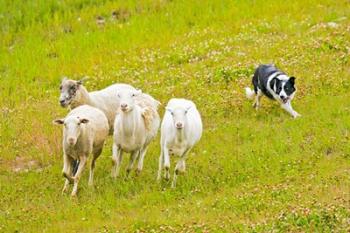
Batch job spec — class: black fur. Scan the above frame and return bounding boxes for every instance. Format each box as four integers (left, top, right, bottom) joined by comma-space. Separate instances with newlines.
284, 77, 296, 96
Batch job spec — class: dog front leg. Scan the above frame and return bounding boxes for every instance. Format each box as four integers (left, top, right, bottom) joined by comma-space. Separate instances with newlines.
281, 101, 301, 118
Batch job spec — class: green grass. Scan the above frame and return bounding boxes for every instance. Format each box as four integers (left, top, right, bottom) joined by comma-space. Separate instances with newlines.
0, 0, 350, 232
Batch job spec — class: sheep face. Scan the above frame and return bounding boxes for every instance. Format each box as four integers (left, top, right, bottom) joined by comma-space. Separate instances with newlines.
116, 89, 142, 113
53, 116, 89, 146
59, 78, 81, 107
166, 107, 191, 130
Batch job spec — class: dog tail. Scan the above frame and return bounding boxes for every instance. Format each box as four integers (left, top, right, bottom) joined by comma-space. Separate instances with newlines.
245, 87, 255, 100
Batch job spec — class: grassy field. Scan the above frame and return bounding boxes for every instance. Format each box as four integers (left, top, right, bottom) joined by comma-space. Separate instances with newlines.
1, 0, 350, 232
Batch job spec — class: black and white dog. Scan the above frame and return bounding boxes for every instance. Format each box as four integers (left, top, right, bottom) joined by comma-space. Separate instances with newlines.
245, 64, 301, 118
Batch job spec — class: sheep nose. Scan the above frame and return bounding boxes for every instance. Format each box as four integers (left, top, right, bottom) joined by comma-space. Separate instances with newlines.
59, 99, 65, 106
176, 122, 183, 129
121, 103, 128, 110
68, 138, 75, 145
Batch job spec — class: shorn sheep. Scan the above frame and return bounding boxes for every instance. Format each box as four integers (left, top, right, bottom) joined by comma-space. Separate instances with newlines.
59, 77, 136, 134
53, 105, 109, 196
111, 89, 160, 178
157, 98, 202, 188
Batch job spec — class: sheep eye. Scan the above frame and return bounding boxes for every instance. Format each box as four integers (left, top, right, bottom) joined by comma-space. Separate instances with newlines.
132, 94, 136, 97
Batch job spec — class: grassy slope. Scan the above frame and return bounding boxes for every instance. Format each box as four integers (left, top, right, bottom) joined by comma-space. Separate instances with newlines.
0, 0, 349, 232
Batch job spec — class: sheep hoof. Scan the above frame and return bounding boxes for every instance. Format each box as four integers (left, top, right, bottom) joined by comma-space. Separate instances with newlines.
135, 169, 142, 176
164, 173, 170, 181
124, 172, 131, 181
157, 172, 162, 182
63, 173, 74, 184
62, 187, 68, 194
111, 171, 118, 179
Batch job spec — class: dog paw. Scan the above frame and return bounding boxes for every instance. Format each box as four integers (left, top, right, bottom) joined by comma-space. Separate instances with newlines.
293, 113, 301, 118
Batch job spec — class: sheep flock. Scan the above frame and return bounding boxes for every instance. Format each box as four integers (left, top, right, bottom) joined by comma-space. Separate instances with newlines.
55, 78, 202, 196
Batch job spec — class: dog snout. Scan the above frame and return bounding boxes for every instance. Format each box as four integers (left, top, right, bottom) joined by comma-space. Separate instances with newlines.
280, 95, 288, 103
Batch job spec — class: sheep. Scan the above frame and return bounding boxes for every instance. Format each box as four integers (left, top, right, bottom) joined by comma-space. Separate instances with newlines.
53, 105, 109, 196
111, 89, 160, 178
58, 77, 136, 134
157, 98, 203, 188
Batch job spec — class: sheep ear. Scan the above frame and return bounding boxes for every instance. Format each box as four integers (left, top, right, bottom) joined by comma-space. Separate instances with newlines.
53, 119, 64, 125
76, 77, 87, 86
79, 118, 89, 124
185, 106, 192, 114
136, 89, 142, 95
165, 107, 173, 114
61, 77, 67, 82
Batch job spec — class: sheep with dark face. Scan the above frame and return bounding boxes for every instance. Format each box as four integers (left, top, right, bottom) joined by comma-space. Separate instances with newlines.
157, 98, 202, 188
111, 89, 160, 178
53, 105, 109, 196
58, 77, 136, 134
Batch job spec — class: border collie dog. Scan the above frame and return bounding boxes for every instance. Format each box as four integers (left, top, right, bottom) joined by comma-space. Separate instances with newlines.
245, 64, 301, 118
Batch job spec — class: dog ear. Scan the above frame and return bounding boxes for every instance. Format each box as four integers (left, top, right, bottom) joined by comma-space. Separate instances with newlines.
289, 76, 295, 85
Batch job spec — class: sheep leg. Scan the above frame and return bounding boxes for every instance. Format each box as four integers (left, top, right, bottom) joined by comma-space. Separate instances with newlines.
72, 160, 79, 176
136, 146, 148, 175
126, 150, 139, 178
111, 143, 123, 178
171, 148, 190, 188
89, 148, 102, 187
157, 149, 164, 181
62, 153, 74, 193
163, 146, 171, 181
71, 155, 87, 197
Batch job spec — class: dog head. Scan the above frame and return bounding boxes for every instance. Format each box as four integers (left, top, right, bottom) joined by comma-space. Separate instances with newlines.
270, 76, 296, 103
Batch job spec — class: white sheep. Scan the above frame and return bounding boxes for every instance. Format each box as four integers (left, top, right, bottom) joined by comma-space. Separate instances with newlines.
111, 89, 160, 178
59, 77, 136, 133
157, 98, 202, 188
53, 105, 109, 196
